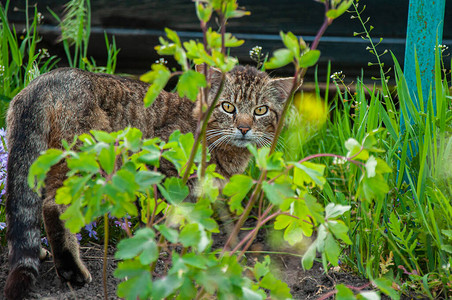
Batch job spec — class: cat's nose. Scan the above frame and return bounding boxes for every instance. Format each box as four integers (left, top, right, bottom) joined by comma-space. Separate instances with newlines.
238, 126, 251, 135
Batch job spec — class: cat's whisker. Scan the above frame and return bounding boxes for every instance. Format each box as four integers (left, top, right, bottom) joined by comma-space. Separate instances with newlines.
208, 136, 226, 152
208, 133, 233, 153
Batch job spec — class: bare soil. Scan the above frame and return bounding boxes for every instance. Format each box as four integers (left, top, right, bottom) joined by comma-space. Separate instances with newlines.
0, 238, 386, 300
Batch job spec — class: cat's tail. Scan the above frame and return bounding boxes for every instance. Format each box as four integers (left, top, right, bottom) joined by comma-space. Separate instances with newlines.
4, 82, 51, 299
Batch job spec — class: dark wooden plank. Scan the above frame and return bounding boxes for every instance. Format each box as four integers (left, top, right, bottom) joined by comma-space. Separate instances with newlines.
3, 0, 451, 80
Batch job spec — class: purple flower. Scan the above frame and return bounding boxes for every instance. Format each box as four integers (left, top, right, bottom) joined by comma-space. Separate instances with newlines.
114, 218, 132, 231
84, 221, 98, 240
0, 128, 8, 201
41, 237, 49, 246
76, 233, 82, 242
0, 222, 6, 230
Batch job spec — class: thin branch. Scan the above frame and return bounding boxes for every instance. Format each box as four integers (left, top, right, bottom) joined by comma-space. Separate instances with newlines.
311, 1, 332, 51
182, 74, 225, 183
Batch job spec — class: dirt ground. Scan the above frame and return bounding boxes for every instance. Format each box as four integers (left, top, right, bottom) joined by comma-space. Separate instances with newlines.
0, 237, 390, 300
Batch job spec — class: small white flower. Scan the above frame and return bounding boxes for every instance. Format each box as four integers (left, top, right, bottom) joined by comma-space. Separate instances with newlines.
333, 156, 347, 165
155, 58, 168, 65
330, 71, 344, 80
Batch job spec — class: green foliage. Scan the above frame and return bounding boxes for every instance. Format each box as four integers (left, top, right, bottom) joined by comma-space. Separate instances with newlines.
14, 0, 452, 298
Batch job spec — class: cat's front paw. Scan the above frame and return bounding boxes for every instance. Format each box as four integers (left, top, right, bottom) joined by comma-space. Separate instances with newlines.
54, 250, 92, 285
57, 265, 92, 285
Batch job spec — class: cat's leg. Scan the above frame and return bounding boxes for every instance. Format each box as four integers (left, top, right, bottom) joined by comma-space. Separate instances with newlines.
42, 197, 92, 285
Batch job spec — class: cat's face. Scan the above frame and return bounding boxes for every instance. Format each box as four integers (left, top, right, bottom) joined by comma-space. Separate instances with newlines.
196, 65, 294, 151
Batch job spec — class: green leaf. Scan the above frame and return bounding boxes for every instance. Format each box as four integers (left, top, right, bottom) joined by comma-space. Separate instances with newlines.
299, 49, 321, 68
104, 183, 139, 218
177, 70, 207, 101
274, 198, 315, 245
152, 274, 182, 299
373, 278, 400, 300
158, 177, 189, 205
359, 174, 389, 202
141, 64, 171, 107
137, 142, 161, 167
28, 149, 65, 191
90, 130, 116, 144
293, 161, 326, 188
98, 144, 115, 175
324, 233, 340, 266
301, 241, 317, 270
135, 171, 164, 190
115, 228, 158, 265
260, 272, 292, 300
115, 260, 153, 299
179, 223, 201, 248
336, 284, 356, 300
282, 220, 305, 246
163, 131, 199, 173
112, 168, 139, 197
196, 1, 213, 23
154, 224, 179, 243
326, 0, 354, 19
242, 287, 265, 300
345, 138, 369, 160
55, 175, 91, 205
60, 197, 85, 233
327, 220, 352, 244
164, 27, 181, 46
357, 291, 380, 300
325, 203, 351, 219
375, 157, 392, 174
262, 181, 295, 206
253, 256, 271, 279
67, 152, 100, 173
223, 174, 254, 214
197, 170, 220, 202
442, 229, 452, 239
264, 48, 294, 69
124, 127, 143, 152
304, 194, 325, 224
179, 253, 209, 270
365, 155, 378, 177
280, 31, 300, 57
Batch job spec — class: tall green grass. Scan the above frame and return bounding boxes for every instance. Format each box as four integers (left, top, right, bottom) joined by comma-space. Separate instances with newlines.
0, 0, 59, 128
292, 48, 451, 297
0, 0, 120, 129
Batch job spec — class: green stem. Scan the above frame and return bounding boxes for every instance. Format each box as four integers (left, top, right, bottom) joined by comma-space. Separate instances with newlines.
269, 69, 301, 154
102, 213, 109, 300
221, 171, 265, 254
182, 74, 225, 183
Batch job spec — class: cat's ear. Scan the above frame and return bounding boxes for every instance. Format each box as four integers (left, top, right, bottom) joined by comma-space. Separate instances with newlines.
195, 64, 224, 97
195, 64, 223, 82
269, 77, 302, 101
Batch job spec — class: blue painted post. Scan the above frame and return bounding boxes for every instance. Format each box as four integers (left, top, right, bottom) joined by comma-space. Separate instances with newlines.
399, 0, 445, 184
403, 0, 446, 116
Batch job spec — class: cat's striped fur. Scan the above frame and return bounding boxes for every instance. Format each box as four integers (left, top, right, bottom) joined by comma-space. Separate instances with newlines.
4, 65, 293, 299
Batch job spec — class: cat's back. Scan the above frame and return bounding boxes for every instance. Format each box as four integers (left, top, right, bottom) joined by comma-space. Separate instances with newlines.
7, 68, 198, 146
7, 68, 158, 142
10, 68, 149, 110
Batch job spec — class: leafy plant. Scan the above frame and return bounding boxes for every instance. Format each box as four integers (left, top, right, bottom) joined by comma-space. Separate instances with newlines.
26, 1, 384, 299
10, 0, 451, 299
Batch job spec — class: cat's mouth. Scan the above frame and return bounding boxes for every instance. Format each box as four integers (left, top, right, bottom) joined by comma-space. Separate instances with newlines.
231, 137, 254, 148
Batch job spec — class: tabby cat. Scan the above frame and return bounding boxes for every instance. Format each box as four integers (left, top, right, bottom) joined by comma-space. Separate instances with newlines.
4, 65, 293, 299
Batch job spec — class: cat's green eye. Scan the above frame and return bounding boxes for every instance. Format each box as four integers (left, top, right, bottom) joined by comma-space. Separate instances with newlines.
254, 105, 268, 116
222, 102, 236, 114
